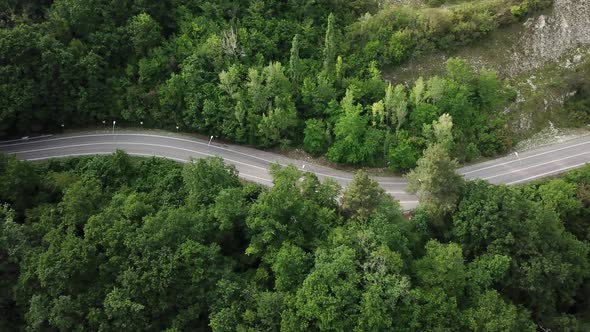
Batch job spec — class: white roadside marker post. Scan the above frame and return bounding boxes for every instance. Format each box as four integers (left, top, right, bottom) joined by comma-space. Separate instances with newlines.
514, 151, 521, 164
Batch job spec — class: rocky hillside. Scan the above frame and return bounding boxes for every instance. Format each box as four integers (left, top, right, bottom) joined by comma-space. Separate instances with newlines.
507, 0, 590, 76
387, 0, 590, 79
385, 0, 590, 139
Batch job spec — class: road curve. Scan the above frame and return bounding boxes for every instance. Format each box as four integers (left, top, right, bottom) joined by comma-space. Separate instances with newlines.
2, 129, 590, 210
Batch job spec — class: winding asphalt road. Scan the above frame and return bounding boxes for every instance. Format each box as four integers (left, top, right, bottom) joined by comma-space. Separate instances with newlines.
2, 129, 590, 210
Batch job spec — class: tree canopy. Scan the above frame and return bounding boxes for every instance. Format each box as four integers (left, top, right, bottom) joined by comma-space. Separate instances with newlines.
1, 152, 589, 331
0, 0, 530, 170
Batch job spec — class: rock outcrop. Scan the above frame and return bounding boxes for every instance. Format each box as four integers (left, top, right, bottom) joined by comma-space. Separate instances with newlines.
507, 0, 590, 75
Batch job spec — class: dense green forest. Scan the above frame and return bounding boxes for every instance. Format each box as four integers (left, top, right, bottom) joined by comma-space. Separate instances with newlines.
4, 1, 589, 330
1, 0, 553, 170
1, 152, 589, 331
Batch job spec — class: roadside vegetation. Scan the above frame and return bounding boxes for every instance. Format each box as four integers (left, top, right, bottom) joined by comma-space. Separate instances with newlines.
0, 0, 551, 172
1, 152, 589, 331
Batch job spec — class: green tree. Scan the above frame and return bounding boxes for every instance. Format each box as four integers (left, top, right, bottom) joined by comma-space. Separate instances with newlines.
272, 243, 311, 292
407, 143, 463, 217
81, 149, 135, 188
335, 55, 344, 83
243, 62, 299, 147
0, 155, 42, 214
446, 57, 476, 88
415, 240, 466, 295
59, 177, 105, 228
322, 13, 337, 77
303, 119, 329, 155
371, 100, 385, 127
183, 157, 240, 206
288, 34, 301, 85
341, 170, 385, 221
534, 179, 581, 219
327, 89, 376, 164
422, 113, 454, 151
453, 180, 590, 323
387, 29, 413, 64
127, 13, 162, 56
257, 99, 298, 147
300, 76, 337, 118
409, 103, 439, 135
464, 291, 536, 332
0, 204, 25, 330
387, 130, 419, 173
357, 247, 410, 331
246, 164, 339, 258
477, 69, 505, 112
292, 246, 360, 331
410, 77, 426, 106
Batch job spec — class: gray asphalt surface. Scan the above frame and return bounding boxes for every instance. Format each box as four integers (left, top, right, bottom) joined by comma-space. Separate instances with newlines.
2, 129, 590, 210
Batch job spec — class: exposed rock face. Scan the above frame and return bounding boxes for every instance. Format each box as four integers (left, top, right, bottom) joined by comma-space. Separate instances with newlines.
507, 0, 590, 75
384, 0, 590, 138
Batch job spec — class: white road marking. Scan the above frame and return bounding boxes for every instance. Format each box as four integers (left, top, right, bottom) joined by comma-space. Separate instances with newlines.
12, 142, 270, 172
2, 133, 366, 182
27, 152, 186, 162
1, 133, 277, 162
9, 131, 589, 183
378, 181, 408, 185
24, 152, 274, 184
481, 151, 590, 180
0, 134, 53, 144
5, 131, 590, 202
506, 162, 589, 184
461, 139, 590, 175
11, 142, 369, 186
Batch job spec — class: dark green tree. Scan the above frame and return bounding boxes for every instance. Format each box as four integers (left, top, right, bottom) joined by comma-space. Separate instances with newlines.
407, 143, 463, 218
127, 13, 162, 56
341, 170, 385, 221
288, 34, 301, 85
183, 157, 240, 206
322, 13, 336, 77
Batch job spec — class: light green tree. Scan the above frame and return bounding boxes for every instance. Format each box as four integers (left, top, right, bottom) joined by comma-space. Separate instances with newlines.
423, 113, 454, 151
335, 55, 343, 83
384, 84, 408, 130
371, 100, 385, 127
411, 77, 426, 106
